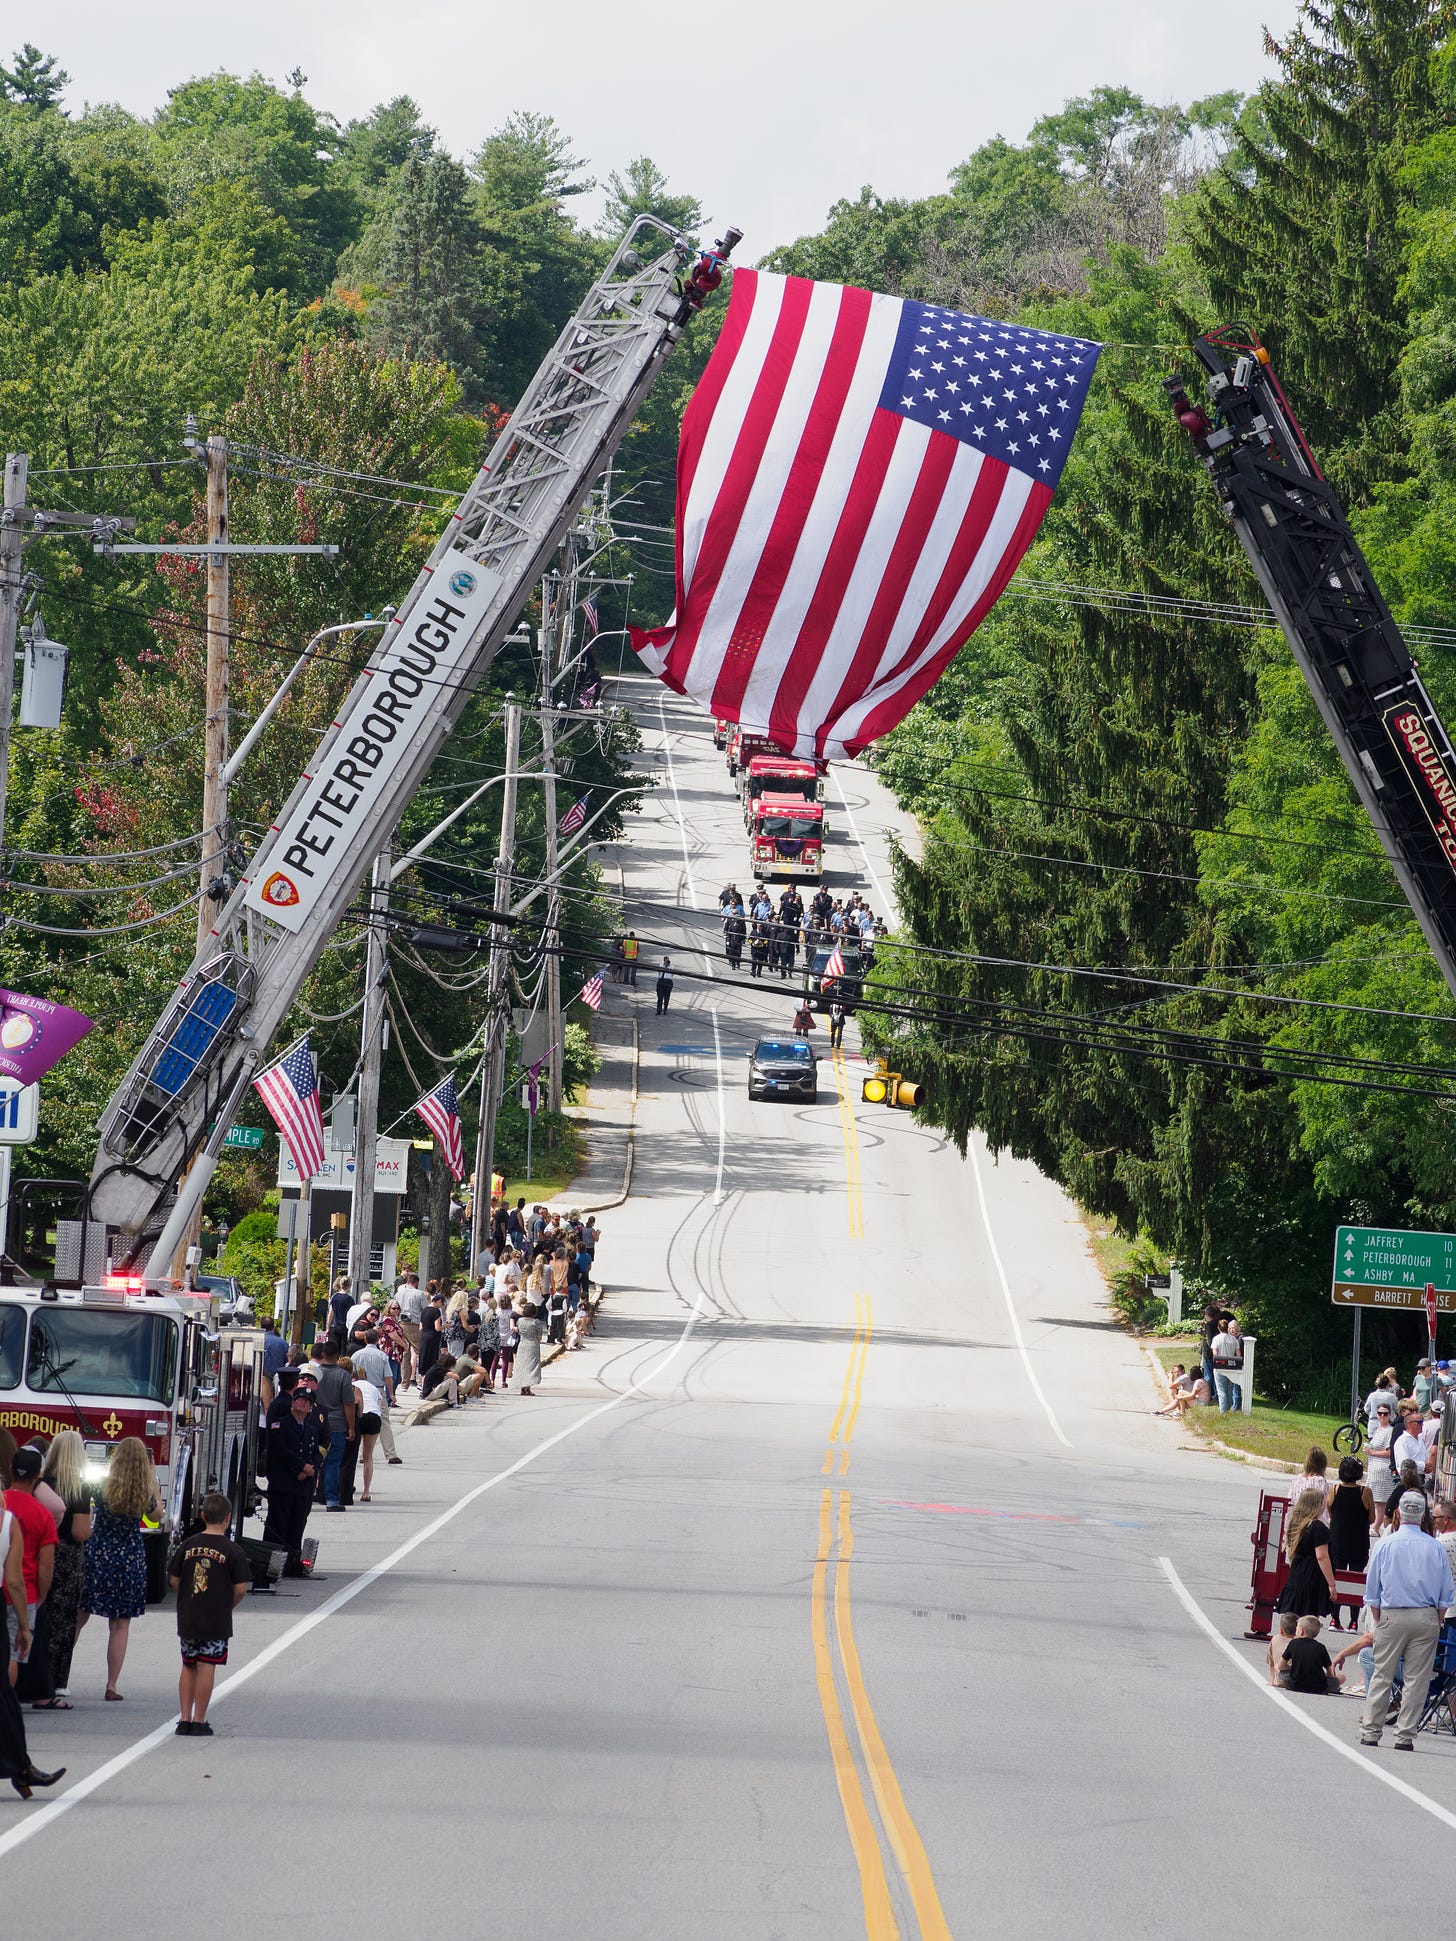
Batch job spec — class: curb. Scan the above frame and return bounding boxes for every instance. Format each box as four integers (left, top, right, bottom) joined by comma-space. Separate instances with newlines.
575, 1015, 639, 1214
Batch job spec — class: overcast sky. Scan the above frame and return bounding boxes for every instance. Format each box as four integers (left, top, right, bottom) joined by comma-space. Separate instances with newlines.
40, 1, 1297, 253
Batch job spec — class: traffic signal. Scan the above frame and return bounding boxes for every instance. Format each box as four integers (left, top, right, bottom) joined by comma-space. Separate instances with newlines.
861, 1068, 924, 1108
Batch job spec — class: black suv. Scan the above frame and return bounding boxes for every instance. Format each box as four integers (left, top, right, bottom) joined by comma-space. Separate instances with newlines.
748, 1037, 819, 1103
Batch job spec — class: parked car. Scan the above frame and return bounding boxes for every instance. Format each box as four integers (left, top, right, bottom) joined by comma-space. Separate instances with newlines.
748, 1036, 819, 1104
195, 1273, 254, 1327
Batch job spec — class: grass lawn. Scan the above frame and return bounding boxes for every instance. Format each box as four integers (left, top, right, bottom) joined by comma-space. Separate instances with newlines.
1150, 1342, 1346, 1467
499, 1164, 576, 1206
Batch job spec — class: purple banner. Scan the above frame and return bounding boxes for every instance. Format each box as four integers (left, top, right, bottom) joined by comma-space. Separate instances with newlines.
0, 988, 95, 1084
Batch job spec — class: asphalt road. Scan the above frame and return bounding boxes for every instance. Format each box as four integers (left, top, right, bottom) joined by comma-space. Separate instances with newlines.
6, 672, 1456, 1935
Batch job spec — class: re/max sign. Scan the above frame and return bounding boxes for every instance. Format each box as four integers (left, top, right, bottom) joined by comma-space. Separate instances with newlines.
244, 548, 501, 934
1383, 704, 1456, 875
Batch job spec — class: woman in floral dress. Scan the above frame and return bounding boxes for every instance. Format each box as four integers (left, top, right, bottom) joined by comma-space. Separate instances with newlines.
78, 1438, 159, 1701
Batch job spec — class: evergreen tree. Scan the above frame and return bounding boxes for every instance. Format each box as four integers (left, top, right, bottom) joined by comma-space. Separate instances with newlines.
599, 156, 701, 238
0, 42, 69, 112
1191, 0, 1456, 486
364, 153, 497, 398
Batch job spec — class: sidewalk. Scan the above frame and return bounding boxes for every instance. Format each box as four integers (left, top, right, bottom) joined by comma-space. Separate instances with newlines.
564, 985, 639, 1212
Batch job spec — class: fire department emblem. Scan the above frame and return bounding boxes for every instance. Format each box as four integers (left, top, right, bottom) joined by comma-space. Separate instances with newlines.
259, 871, 302, 909
448, 568, 477, 598
102, 1412, 123, 1438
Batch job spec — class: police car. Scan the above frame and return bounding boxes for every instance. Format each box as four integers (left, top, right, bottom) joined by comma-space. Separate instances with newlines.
747, 1037, 819, 1103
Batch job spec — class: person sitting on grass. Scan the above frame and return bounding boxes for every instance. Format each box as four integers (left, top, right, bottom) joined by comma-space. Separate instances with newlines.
1155, 1365, 1210, 1418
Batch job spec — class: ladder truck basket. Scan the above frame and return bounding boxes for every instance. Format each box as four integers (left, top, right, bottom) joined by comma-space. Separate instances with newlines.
97, 951, 255, 1162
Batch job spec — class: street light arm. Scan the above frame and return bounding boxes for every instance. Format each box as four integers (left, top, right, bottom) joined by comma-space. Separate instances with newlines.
389, 769, 549, 880
507, 783, 644, 917
221, 616, 390, 788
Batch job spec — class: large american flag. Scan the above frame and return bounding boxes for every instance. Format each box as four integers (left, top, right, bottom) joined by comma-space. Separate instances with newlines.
632, 272, 1100, 759
414, 1075, 465, 1180
253, 1036, 325, 1180
579, 973, 603, 1012
559, 795, 588, 837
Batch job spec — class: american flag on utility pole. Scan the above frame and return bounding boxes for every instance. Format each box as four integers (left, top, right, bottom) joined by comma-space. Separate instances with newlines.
559, 795, 588, 837
413, 1075, 465, 1180
580, 595, 601, 638
579, 972, 603, 1011
253, 1035, 325, 1180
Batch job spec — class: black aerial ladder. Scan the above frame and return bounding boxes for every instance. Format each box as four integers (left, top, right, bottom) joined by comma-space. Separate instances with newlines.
1168, 329, 1456, 1001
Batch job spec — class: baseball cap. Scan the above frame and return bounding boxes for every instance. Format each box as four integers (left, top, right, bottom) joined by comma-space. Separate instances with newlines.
1399, 1490, 1428, 1524
1419, 1357, 1432, 1369
11, 1445, 43, 1479
1440, 1361, 1450, 1370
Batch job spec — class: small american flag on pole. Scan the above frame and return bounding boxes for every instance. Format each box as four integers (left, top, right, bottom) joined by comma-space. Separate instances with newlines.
413, 1075, 465, 1180
580, 595, 601, 638
253, 1035, 325, 1180
632, 272, 1099, 759
559, 795, 589, 837
821, 944, 846, 990
579, 972, 603, 1011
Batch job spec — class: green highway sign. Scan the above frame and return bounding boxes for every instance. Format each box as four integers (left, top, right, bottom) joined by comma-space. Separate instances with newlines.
222, 1125, 266, 1151
1332, 1224, 1456, 1309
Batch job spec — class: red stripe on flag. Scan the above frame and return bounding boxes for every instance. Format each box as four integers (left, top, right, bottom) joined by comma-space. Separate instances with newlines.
676, 268, 760, 514
819, 440, 1008, 746
845, 478, 1053, 753
708, 283, 874, 722
811, 426, 961, 748
765, 410, 905, 750
663, 276, 816, 694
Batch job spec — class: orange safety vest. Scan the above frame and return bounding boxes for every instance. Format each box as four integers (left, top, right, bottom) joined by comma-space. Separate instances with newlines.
622, 937, 639, 961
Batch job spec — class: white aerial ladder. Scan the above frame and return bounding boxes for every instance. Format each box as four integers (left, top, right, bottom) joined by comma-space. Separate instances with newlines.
64, 219, 740, 1280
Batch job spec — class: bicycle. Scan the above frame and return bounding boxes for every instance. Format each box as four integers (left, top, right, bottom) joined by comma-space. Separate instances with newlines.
1333, 1410, 1367, 1455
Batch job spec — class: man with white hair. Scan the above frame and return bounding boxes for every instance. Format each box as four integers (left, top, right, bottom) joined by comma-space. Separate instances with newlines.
1359, 1489, 1455, 1752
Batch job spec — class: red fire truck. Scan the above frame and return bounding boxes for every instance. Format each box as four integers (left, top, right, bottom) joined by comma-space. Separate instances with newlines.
0, 1280, 263, 1593
738, 753, 825, 822
749, 793, 825, 880
726, 724, 786, 776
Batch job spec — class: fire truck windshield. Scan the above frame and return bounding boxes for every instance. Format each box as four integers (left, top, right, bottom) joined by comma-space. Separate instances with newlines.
759, 814, 820, 838
26, 1309, 178, 1404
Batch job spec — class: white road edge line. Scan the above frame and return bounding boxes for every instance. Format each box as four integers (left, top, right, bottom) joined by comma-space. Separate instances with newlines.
968, 1136, 1072, 1449
710, 1005, 727, 1204
832, 764, 890, 911
0, 1279, 711, 1862
1158, 1556, 1456, 1831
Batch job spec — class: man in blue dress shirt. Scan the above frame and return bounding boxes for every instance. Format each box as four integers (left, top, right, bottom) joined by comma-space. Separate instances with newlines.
1361, 1490, 1455, 1751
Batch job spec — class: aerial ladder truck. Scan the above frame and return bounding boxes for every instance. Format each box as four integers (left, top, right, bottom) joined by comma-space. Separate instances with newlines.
33, 218, 739, 1287
1168, 329, 1456, 1007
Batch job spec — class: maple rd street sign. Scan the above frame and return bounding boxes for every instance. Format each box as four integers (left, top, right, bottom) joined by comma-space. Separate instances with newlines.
1332, 1224, 1456, 1310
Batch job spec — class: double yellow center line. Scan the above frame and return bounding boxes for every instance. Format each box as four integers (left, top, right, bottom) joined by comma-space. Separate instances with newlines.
812, 1285, 952, 1936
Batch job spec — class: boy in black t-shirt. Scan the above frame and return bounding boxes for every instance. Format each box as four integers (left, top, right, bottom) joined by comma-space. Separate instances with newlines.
167, 1493, 251, 1737
1281, 1615, 1344, 1694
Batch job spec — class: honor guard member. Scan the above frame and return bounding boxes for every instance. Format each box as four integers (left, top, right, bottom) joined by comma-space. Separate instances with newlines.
264, 1383, 320, 1577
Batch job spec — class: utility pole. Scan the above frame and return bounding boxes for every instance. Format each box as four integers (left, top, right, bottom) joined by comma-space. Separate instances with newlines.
349, 849, 390, 1289
540, 576, 564, 1114
198, 434, 229, 951
471, 698, 520, 1272
0, 454, 27, 884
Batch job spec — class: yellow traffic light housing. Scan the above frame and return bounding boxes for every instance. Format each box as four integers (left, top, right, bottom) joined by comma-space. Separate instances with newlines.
861, 1072, 890, 1104
895, 1079, 925, 1109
